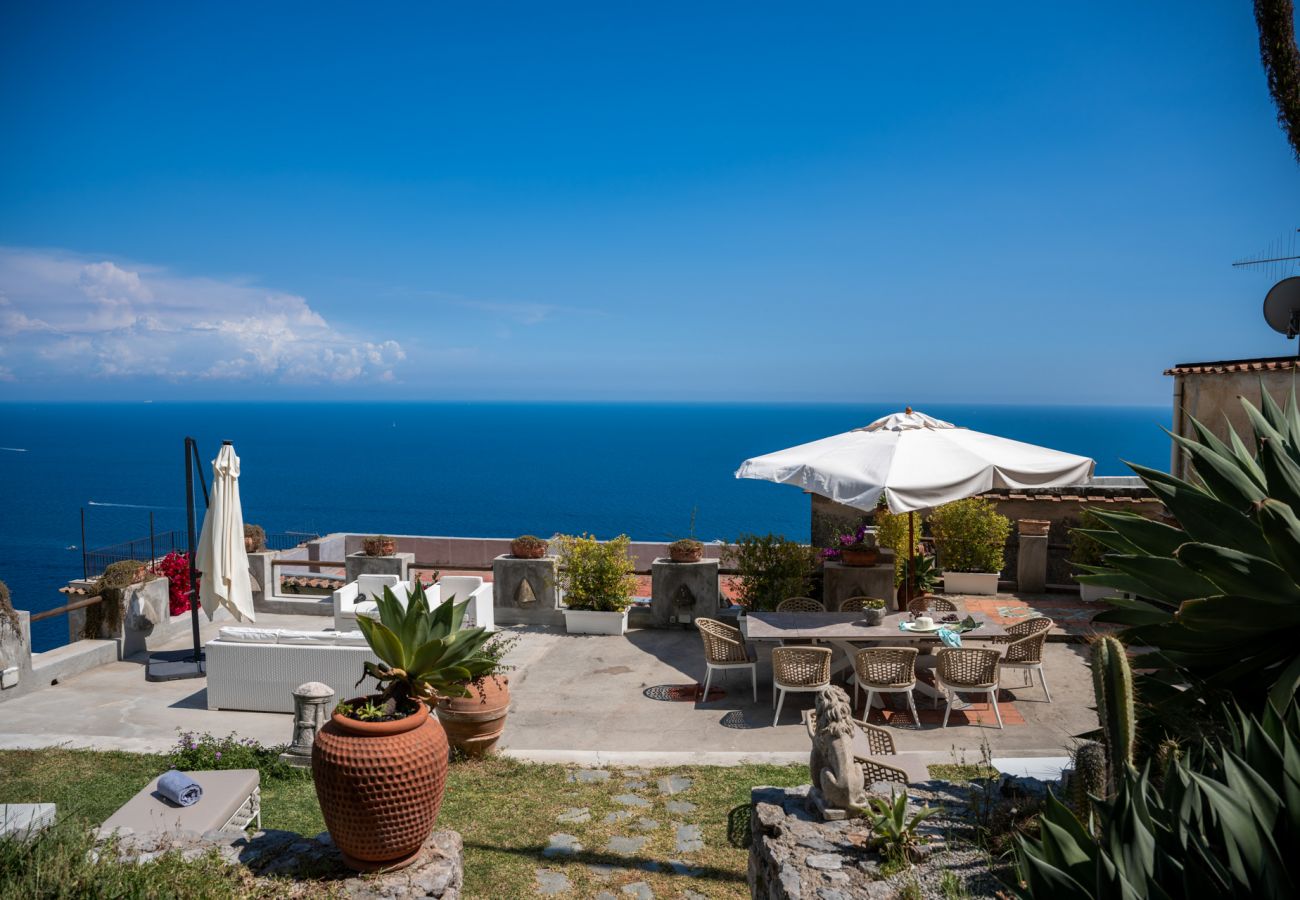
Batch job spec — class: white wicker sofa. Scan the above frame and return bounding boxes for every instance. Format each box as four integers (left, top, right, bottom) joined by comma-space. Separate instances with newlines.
333, 574, 494, 633
206, 626, 380, 713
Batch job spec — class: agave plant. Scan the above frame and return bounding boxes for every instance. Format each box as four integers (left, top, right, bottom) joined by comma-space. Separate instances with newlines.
861, 790, 940, 863
1078, 390, 1300, 724
355, 581, 496, 713
1017, 698, 1300, 899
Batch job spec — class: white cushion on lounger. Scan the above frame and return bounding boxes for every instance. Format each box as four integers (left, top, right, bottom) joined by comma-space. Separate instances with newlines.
274, 630, 339, 646
217, 626, 279, 644
333, 631, 369, 647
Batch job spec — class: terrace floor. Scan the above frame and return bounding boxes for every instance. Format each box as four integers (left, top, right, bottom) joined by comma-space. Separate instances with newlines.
0, 590, 1102, 766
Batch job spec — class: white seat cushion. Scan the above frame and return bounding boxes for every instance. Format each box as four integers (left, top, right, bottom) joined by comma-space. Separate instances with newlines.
217, 626, 279, 644
275, 630, 339, 646
334, 631, 369, 647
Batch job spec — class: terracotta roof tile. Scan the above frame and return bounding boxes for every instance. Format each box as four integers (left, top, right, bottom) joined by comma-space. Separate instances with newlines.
1164, 356, 1300, 376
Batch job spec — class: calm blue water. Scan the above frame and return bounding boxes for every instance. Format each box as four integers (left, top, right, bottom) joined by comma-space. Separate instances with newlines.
0, 402, 1170, 651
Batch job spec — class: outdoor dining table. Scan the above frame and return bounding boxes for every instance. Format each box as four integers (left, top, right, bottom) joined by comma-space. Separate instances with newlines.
741, 609, 1008, 707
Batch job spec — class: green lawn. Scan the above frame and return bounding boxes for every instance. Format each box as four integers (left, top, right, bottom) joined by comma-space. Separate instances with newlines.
0, 749, 811, 898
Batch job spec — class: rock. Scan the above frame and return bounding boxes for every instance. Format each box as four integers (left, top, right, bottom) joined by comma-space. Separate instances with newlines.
805, 853, 842, 871
632, 818, 659, 831
614, 794, 651, 808
557, 807, 591, 824
657, 775, 693, 795
543, 833, 582, 858
664, 800, 696, 815
535, 869, 572, 895
607, 835, 647, 854
587, 862, 620, 878
604, 810, 636, 823
625, 780, 649, 790
666, 859, 703, 876
674, 824, 703, 853
622, 882, 654, 900
568, 768, 611, 783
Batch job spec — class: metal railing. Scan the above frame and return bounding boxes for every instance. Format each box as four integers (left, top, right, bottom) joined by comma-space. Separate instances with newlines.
83, 530, 184, 579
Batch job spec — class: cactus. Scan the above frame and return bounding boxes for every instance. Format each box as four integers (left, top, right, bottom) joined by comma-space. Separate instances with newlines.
1068, 740, 1108, 826
1091, 635, 1137, 794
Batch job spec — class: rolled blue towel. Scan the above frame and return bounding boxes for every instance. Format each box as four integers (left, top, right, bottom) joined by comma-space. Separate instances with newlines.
157, 770, 203, 807
937, 627, 962, 648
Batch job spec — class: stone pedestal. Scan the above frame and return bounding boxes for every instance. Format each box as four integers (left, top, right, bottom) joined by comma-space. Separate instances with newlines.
247, 551, 276, 610
280, 681, 335, 768
345, 551, 414, 584
650, 558, 720, 626
0, 610, 31, 703
1017, 520, 1049, 593
491, 555, 563, 627
822, 556, 897, 612
68, 578, 177, 658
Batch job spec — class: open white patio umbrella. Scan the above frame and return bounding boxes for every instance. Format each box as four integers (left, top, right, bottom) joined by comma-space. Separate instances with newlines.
195, 441, 255, 622
735, 408, 1095, 600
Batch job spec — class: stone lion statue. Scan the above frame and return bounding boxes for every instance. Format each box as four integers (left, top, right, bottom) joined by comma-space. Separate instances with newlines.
808, 685, 868, 816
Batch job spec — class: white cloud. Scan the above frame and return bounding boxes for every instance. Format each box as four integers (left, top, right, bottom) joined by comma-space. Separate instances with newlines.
0, 247, 404, 384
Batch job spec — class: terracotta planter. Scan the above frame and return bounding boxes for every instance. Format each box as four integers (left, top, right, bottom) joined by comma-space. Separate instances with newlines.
436, 675, 510, 757
669, 544, 704, 563
312, 700, 448, 872
1018, 519, 1051, 537
363, 538, 398, 557
510, 540, 547, 559
840, 547, 880, 567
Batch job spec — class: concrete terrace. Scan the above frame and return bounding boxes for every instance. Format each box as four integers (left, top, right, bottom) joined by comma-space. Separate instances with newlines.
0, 592, 1102, 766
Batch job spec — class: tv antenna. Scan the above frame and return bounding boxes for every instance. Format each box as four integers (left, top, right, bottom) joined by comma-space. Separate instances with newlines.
1263, 277, 1300, 352
1234, 228, 1300, 280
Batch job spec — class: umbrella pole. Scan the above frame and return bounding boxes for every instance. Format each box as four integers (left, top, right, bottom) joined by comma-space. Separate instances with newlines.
145, 437, 207, 681
185, 437, 202, 661
906, 511, 915, 608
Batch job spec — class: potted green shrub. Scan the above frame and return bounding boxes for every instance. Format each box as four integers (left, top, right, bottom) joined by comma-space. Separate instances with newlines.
927, 498, 1012, 595
509, 534, 548, 559
362, 534, 397, 557
555, 533, 637, 635
1068, 510, 1110, 602
312, 582, 494, 871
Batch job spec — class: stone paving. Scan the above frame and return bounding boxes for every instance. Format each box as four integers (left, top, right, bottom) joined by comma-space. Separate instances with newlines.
534, 768, 714, 898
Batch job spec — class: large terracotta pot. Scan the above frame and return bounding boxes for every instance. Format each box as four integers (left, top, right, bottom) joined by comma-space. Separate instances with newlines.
669, 543, 704, 563
436, 675, 510, 757
510, 539, 546, 559
312, 700, 449, 872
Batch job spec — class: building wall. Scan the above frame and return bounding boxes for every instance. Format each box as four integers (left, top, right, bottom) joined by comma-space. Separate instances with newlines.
1170, 366, 1298, 479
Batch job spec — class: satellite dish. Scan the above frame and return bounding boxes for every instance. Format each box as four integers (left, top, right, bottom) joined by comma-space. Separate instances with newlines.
1263, 276, 1300, 339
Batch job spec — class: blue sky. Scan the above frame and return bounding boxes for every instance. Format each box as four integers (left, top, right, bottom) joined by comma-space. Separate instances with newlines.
0, 1, 1296, 403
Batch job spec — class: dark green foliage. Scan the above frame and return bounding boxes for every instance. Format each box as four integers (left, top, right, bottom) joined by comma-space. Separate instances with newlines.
1017, 699, 1300, 900
723, 533, 818, 611
355, 580, 495, 713
1081, 391, 1300, 733
1066, 510, 1107, 570
1255, 0, 1300, 162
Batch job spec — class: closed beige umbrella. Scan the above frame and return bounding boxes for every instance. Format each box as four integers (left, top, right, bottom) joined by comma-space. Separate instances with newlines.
195, 441, 255, 622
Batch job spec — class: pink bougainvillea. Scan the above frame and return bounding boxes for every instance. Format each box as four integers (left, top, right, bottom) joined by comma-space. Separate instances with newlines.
152, 551, 198, 616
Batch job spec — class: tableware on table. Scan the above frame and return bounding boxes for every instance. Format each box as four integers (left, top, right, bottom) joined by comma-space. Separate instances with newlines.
915, 616, 934, 630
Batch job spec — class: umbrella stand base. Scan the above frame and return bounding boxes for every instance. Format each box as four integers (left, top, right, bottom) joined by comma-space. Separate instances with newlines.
145, 649, 206, 682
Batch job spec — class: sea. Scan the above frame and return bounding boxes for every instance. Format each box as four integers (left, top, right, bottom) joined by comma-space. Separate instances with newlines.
0, 402, 1171, 651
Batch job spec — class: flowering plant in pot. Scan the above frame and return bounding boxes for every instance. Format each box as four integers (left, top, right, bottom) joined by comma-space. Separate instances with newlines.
362, 534, 397, 557
510, 534, 548, 559
823, 523, 880, 567
859, 597, 886, 626
435, 631, 519, 758
555, 533, 637, 635
928, 498, 1011, 596
312, 582, 494, 871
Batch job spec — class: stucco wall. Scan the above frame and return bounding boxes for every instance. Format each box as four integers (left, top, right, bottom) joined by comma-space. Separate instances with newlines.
1171, 367, 1298, 479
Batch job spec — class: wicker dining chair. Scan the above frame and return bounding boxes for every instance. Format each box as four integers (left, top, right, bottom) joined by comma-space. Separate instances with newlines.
802, 709, 931, 784
771, 646, 832, 725
838, 596, 885, 613
776, 596, 825, 613
852, 647, 920, 726
695, 617, 757, 702
907, 596, 957, 614
934, 647, 1004, 729
993, 616, 1054, 702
